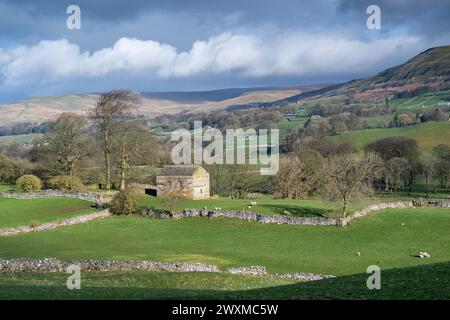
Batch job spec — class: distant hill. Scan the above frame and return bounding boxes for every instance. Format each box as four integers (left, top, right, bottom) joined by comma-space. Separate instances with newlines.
141, 84, 328, 103
268, 45, 450, 105
0, 86, 327, 126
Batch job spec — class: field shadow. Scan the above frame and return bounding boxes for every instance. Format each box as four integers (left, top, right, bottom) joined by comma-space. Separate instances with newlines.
3, 261, 449, 300
258, 204, 334, 218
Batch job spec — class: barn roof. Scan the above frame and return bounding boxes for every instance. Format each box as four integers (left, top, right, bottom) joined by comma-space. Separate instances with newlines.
157, 165, 206, 176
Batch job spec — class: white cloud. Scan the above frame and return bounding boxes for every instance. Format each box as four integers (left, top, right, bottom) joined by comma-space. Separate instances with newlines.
0, 32, 422, 88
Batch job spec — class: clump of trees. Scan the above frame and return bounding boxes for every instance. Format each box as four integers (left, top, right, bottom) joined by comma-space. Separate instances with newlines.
307, 100, 393, 118
271, 151, 324, 199
155, 105, 296, 131
365, 137, 421, 192
393, 113, 417, 127
45, 113, 87, 177
0, 154, 32, 183
421, 108, 449, 122
207, 164, 264, 199
384, 157, 410, 196
429, 144, 450, 190
92, 90, 141, 190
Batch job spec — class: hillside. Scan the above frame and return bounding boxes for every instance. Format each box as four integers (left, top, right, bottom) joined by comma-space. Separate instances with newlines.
271, 45, 450, 105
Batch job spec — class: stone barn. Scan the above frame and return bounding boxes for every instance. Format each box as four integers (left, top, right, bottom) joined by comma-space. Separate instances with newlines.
156, 165, 210, 200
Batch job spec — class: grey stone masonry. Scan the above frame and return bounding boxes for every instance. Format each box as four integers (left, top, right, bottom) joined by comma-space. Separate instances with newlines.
141, 198, 450, 227
0, 190, 115, 208
0, 258, 334, 282
0, 209, 111, 236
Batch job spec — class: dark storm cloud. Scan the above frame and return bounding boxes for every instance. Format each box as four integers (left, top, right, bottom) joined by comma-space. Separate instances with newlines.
337, 0, 450, 39
0, 0, 449, 102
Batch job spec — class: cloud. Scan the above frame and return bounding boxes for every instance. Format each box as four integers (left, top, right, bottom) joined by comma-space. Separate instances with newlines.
0, 32, 423, 89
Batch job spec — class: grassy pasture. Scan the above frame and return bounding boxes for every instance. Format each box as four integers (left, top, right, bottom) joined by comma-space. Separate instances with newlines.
138, 196, 364, 218
0, 198, 97, 228
0, 133, 42, 145
1, 207, 449, 276
0, 184, 16, 191
327, 122, 450, 152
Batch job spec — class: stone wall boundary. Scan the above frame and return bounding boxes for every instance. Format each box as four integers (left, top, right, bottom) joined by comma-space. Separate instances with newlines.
0, 209, 111, 236
141, 198, 450, 227
0, 258, 334, 282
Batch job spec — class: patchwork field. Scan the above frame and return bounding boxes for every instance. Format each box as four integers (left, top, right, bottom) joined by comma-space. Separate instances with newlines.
0, 198, 96, 228
391, 90, 450, 111
1, 207, 449, 276
1, 194, 449, 299
327, 122, 450, 152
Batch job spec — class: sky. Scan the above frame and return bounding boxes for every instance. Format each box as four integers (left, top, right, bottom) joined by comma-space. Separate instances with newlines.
0, 0, 449, 103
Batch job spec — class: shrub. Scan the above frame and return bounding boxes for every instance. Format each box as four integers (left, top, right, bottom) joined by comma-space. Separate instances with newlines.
160, 190, 184, 217
48, 175, 83, 191
16, 175, 42, 192
110, 186, 143, 215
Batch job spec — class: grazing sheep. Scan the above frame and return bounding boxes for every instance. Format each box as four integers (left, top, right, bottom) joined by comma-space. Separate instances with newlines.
418, 251, 431, 258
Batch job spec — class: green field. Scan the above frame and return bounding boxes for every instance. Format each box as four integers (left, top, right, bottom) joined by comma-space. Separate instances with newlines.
0, 184, 16, 191
276, 117, 308, 132
0, 198, 97, 228
391, 90, 450, 111
0, 133, 42, 145
327, 122, 450, 152
1, 207, 449, 276
139, 196, 363, 218
2, 261, 450, 299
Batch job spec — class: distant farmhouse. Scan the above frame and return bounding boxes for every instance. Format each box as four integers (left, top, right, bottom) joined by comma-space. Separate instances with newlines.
156, 165, 210, 200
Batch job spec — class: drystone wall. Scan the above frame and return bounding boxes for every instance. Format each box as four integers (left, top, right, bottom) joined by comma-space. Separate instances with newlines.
141, 198, 450, 227
141, 208, 338, 226
0, 190, 114, 208
0, 258, 334, 282
0, 209, 111, 236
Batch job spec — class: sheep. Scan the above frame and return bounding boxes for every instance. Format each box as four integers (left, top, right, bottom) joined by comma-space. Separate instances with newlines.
418, 251, 431, 258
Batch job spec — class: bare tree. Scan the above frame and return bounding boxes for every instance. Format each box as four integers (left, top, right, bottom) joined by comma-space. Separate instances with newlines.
384, 157, 409, 196
113, 120, 150, 190
323, 153, 383, 216
272, 151, 324, 199
92, 90, 140, 189
45, 113, 87, 176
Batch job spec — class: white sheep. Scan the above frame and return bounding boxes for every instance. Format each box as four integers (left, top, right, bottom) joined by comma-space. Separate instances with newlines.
419, 251, 431, 258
